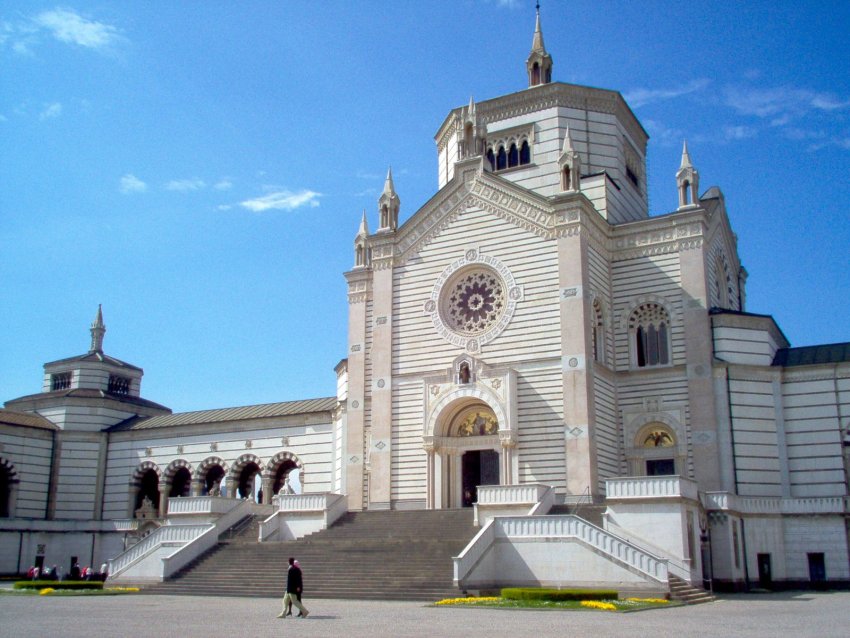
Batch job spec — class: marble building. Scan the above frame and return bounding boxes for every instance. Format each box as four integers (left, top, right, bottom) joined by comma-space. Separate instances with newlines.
1, 10, 847, 591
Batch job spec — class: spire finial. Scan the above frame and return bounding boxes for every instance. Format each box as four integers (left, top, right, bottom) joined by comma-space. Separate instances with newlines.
383, 167, 395, 195
680, 140, 692, 169
89, 304, 106, 353
526, 2, 553, 87
357, 209, 369, 237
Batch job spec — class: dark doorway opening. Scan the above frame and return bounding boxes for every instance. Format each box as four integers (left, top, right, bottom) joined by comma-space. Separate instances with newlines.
757, 553, 772, 589
169, 467, 191, 498
808, 552, 826, 588
135, 469, 160, 511
646, 458, 675, 476
237, 462, 261, 501
204, 465, 225, 495
272, 460, 298, 496
461, 450, 499, 507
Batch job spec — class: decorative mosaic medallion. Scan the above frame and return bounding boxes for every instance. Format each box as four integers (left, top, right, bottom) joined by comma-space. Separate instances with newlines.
423, 249, 522, 352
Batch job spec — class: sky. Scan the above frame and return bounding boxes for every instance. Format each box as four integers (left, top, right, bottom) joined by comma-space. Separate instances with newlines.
1, 1, 848, 413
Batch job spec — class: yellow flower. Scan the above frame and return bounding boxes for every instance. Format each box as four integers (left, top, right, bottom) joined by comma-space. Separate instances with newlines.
580, 600, 617, 611
626, 597, 669, 604
39, 588, 55, 595
435, 596, 501, 605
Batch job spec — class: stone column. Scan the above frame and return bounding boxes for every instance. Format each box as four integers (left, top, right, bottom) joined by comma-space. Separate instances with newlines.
261, 477, 273, 504
499, 431, 516, 485
158, 481, 168, 518
368, 241, 395, 510
556, 219, 598, 497
190, 478, 202, 497
344, 269, 370, 510
424, 437, 435, 510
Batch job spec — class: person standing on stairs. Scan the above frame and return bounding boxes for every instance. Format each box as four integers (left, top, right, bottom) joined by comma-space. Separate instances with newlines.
278, 557, 309, 619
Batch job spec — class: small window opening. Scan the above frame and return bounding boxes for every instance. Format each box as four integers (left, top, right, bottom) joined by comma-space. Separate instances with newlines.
508, 143, 518, 168
51, 372, 71, 391
108, 375, 131, 395
519, 140, 530, 165
496, 146, 507, 170
486, 148, 496, 171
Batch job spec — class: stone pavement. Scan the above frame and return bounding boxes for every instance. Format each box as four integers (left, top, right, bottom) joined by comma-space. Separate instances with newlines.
0, 591, 848, 638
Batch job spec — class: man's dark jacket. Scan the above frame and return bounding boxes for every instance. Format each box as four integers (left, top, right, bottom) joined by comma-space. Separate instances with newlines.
286, 565, 303, 594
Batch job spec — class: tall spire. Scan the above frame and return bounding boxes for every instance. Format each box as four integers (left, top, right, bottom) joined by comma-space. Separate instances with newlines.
378, 167, 400, 232
357, 209, 369, 237
676, 140, 700, 209
89, 304, 106, 353
680, 140, 693, 169
526, 2, 553, 87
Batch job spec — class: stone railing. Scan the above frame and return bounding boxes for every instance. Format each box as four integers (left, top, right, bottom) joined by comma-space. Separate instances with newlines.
259, 492, 347, 541
603, 518, 693, 582
108, 524, 211, 579
161, 499, 255, 578
454, 514, 668, 588
703, 492, 846, 515
474, 483, 553, 526
606, 476, 699, 501
477, 483, 549, 505
166, 495, 237, 516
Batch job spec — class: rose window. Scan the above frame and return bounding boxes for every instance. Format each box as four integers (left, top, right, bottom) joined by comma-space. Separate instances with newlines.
444, 270, 506, 335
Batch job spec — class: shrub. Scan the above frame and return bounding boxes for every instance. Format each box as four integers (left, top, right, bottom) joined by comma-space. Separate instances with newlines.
501, 587, 619, 602
13, 581, 103, 591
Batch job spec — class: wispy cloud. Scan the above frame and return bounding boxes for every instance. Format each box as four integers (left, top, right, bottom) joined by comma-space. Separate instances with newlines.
724, 85, 850, 120
239, 189, 321, 213
38, 102, 62, 120
3, 7, 123, 55
35, 8, 121, 49
723, 125, 757, 141
213, 179, 233, 191
623, 79, 711, 108
119, 174, 147, 194
165, 178, 206, 192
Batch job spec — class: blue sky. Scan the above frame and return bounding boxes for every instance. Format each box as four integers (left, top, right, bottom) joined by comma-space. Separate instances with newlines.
2, 1, 848, 412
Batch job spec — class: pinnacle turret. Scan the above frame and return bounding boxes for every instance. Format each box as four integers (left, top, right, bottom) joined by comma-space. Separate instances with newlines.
89, 304, 106, 353
526, 4, 553, 87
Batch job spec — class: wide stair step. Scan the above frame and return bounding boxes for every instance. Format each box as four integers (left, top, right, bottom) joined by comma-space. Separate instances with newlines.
668, 574, 716, 604
142, 509, 477, 602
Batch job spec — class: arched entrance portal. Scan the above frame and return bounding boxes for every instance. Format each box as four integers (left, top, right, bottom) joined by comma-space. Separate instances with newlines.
168, 467, 191, 497
237, 462, 261, 501
272, 460, 299, 495
426, 402, 508, 509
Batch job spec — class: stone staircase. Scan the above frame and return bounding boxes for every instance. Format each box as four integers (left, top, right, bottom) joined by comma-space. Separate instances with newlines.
548, 503, 606, 527
668, 574, 715, 604
142, 509, 477, 602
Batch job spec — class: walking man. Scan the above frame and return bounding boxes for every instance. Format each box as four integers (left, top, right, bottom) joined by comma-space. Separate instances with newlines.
278, 557, 309, 619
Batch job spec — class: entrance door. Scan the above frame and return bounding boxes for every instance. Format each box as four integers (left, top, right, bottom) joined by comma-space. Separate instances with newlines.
757, 553, 772, 589
461, 450, 499, 507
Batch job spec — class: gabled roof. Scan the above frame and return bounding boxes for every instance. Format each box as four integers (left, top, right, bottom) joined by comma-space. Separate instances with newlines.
5, 388, 169, 412
0, 409, 59, 431
773, 343, 850, 367
109, 396, 337, 431
45, 350, 142, 372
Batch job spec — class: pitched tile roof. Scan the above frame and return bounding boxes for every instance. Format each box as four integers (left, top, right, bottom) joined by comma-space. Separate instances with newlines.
110, 396, 337, 431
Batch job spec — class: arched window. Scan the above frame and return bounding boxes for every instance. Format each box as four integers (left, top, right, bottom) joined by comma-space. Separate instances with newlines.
508, 143, 518, 167
0, 459, 16, 518
532, 62, 540, 86
681, 180, 691, 206
629, 303, 671, 368
591, 299, 605, 364
642, 427, 676, 475
486, 148, 496, 171
496, 146, 507, 170
168, 467, 191, 498
562, 166, 571, 191
520, 140, 531, 165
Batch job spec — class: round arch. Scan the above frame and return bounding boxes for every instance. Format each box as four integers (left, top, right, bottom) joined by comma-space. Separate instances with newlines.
196, 456, 228, 496
0, 457, 20, 518
626, 415, 687, 477
130, 461, 162, 516
425, 384, 509, 440
164, 459, 193, 498
229, 454, 265, 501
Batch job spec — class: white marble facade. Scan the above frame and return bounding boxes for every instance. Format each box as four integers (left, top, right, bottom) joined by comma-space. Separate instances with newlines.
1, 12, 848, 591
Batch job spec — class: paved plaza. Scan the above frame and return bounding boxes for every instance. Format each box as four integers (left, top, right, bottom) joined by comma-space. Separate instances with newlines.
0, 591, 848, 638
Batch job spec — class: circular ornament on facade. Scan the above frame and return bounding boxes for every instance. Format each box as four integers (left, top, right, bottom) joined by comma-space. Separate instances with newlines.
568, 357, 578, 368
377, 379, 385, 388
351, 400, 360, 409
424, 250, 522, 351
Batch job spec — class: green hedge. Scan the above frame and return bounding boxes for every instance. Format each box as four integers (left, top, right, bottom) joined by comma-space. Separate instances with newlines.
14, 581, 103, 591
501, 587, 618, 601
